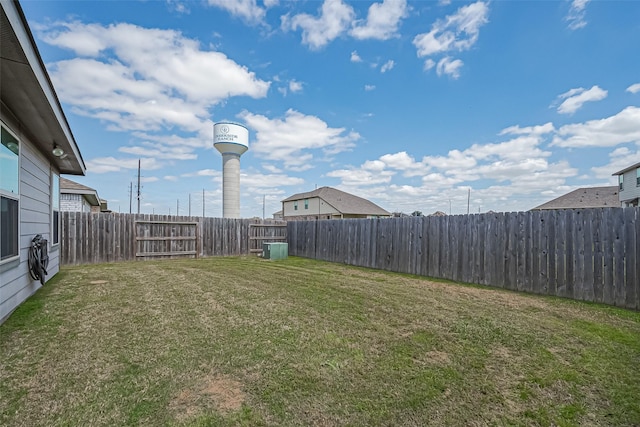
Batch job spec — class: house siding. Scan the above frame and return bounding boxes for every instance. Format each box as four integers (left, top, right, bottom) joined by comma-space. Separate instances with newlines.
282, 197, 338, 219
618, 168, 640, 206
61, 193, 91, 212
0, 114, 59, 323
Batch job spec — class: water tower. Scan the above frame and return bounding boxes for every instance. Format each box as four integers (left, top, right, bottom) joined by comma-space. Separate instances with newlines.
214, 122, 249, 218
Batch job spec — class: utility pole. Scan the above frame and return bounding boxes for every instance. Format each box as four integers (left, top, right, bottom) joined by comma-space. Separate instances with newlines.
467, 188, 470, 215
189, 193, 191, 217
176, 199, 179, 216
136, 159, 141, 214
262, 194, 265, 220
202, 189, 205, 218
129, 182, 132, 214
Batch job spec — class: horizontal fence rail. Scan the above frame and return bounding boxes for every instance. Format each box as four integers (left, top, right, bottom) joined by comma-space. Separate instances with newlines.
60, 212, 286, 265
287, 208, 640, 310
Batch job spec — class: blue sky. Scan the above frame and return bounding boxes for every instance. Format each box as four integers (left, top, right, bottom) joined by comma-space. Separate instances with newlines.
22, 0, 640, 217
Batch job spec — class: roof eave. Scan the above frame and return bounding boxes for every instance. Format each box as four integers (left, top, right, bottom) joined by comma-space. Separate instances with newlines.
612, 162, 640, 176
1, 0, 85, 175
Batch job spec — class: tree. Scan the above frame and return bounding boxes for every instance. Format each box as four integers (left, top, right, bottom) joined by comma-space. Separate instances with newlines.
411, 210, 423, 217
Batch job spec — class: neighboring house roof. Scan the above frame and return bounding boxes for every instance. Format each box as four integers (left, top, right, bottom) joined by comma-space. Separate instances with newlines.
60, 177, 100, 206
612, 162, 640, 176
283, 187, 390, 216
1, 1, 85, 175
531, 186, 619, 210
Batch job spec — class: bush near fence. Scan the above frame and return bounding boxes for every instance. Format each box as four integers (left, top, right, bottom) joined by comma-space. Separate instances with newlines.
287, 208, 640, 311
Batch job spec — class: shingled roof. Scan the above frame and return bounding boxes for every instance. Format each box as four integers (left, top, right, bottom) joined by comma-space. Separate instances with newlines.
60, 177, 101, 206
531, 186, 619, 210
283, 187, 390, 216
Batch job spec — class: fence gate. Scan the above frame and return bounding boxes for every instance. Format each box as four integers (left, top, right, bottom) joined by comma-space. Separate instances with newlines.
135, 219, 200, 260
249, 222, 288, 254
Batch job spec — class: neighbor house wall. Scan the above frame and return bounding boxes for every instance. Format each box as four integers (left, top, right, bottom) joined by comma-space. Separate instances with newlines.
283, 197, 338, 219
619, 167, 640, 206
0, 112, 58, 323
61, 193, 91, 212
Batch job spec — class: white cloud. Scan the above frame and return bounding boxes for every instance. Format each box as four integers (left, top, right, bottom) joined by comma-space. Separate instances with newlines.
364, 84, 376, 91
590, 147, 640, 180
350, 0, 408, 40
465, 136, 551, 162
261, 164, 282, 173
423, 59, 436, 71
240, 109, 360, 168
380, 60, 395, 73
40, 22, 270, 135
182, 169, 220, 178
552, 106, 640, 147
413, 1, 489, 68
327, 126, 580, 214
206, 0, 266, 24
289, 79, 303, 93
241, 173, 304, 188
117, 141, 197, 160
553, 85, 607, 114
436, 57, 464, 79
167, 1, 190, 14
327, 164, 395, 186
499, 122, 555, 136
281, 0, 355, 50
379, 151, 428, 177
350, 50, 362, 62
627, 83, 640, 94
86, 156, 164, 173
566, 0, 590, 30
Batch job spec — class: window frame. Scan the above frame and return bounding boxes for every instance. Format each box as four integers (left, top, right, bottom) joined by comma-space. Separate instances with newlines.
294, 201, 298, 211
0, 122, 20, 264
51, 172, 60, 247
636, 168, 640, 186
619, 175, 624, 191
304, 198, 309, 210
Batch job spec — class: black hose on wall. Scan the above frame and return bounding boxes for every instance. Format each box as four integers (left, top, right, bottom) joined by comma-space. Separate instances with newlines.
28, 234, 49, 285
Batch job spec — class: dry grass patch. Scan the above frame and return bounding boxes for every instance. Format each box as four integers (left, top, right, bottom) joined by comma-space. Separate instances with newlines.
170, 374, 245, 421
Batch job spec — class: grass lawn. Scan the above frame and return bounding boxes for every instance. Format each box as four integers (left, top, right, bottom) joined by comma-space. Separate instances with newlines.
1, 256, 639, 426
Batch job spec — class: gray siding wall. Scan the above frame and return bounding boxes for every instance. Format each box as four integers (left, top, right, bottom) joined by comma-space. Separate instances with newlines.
0, 113, 58, 323
619, 167, 640, 205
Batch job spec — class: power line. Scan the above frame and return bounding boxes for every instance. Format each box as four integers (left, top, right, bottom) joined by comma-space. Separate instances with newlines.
137, 159, 141, 214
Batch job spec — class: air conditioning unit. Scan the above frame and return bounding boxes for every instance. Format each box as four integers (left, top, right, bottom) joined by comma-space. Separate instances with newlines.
263, 242, 288, 260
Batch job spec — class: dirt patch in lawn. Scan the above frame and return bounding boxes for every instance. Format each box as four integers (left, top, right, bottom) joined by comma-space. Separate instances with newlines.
425, 350, 451, 366
170, 374, 245, 421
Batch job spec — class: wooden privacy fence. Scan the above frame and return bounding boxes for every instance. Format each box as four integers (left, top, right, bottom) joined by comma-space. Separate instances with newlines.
135, 219, 199, 259
287, 208, 640, 310
249, 223, 288, 254
60, 212, 286, 265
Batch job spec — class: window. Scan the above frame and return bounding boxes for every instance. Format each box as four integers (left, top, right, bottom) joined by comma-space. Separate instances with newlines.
1, 125, 19, 262
637, 168, 640, 186
304, 198, 309, 209
619, 175, 624, 191
294, 201, 298, 211
52, 173, 60, 245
